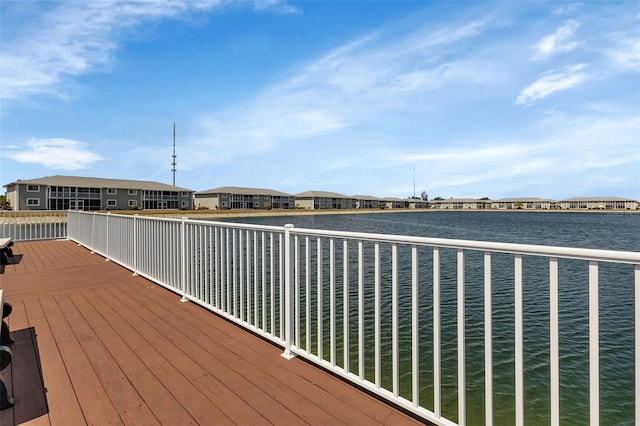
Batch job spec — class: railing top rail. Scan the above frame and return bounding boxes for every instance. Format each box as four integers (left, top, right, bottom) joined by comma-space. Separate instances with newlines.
69, 210, 285, 233
183, 218, 284, 233
289, 226, 640, 264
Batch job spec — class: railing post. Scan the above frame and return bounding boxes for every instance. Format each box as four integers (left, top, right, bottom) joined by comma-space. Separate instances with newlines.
105, 212, 111, 261
180, 217, 188, 303
457, 249, 466, 426
589, 260, 599, 425
282, 224, 295, 359
132, 215, 138, 276
90, 212, 97, 253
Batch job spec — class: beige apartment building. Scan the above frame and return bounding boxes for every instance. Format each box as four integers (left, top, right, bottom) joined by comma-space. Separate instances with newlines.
195, 186, 294, 210
492, 197, 556, 209
295, 191, 356, 210
559, 197, 637, 210
429, 198, 492, 209
3, 175, 194, 211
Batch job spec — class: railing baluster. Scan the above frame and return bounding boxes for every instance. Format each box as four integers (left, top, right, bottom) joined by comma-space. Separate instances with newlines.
358, 240, 364, 380
233, 228, 238, 317
458, 249, 466, 426
635, 264, 640, 426
222, 228, 231, 313
375, 241, 381, 388
515, 254, 523, 426
238, 231, 242, 321
412, 245, 419, 407
180, 217, 187, 302
295, 234, 300, 348
209, 226, 218, 308
392, 243, 399, 398
550, 257, 559, 426
483, 251, 493, 425
434, 246, 441, 418
279, 233, 284, 340
317, 238, 323, 361
247, 230, 260, 327
305, 236, 311, 352
261, 231, 266, 330
589, 260, 599, 426
330, 238, 336, 367
245, 230, 250, 323
343, 239, 349, 373
200, 225, 206, 302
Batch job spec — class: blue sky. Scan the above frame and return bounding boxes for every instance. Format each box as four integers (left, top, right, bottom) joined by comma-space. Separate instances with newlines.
1, 0, 639, 200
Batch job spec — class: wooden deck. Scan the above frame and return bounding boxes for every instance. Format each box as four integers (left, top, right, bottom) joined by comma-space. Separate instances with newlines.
0, 240, 426, 425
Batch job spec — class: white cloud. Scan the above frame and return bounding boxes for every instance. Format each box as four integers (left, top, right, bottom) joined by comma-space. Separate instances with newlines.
606, 38, 640, 71
533, 19, 580, 60
0, 0, 295, 102
183, 15, 495, 168
552, 4, 581, 16
377, 115, 640, 197
252, 0, 300, 14
3, 138, 104, 170
516, 64, 588, 105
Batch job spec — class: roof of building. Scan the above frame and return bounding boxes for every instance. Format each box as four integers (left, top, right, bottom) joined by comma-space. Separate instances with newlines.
561, 196, 637, 202
4, 175, 194, 192
195, 186, 292, 197
430, 198, 490, 203
353, 194, 382, 200
495, 197, 557, 202
295, 190, 351, 199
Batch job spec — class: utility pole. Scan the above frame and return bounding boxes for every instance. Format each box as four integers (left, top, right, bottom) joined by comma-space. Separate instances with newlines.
171, 122, 177, 186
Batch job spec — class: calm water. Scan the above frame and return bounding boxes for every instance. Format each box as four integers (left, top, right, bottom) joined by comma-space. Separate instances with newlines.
213, 211, 639, 425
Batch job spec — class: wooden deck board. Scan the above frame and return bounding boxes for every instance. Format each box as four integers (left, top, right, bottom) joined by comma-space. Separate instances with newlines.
0, 240, 426, 425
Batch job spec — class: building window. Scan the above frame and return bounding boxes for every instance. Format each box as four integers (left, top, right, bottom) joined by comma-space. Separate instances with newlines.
107, 199, 117, 207
27, 185, 40, 192
128, 200, 137, 207
107, 188, 117, 194
181, 191, 189, 197
181, 201, 189, 208
129, 189, 137, 195
27, 198, 40, 206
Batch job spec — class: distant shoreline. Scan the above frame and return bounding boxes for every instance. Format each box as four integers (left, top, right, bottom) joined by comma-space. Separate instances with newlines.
151, 208, 639, 220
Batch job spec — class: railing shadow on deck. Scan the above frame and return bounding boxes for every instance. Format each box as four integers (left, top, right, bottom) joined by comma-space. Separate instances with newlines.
0, 327, 49, 426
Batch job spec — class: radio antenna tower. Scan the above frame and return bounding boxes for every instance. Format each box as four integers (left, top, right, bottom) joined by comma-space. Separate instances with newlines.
171, 122, 177, 186
413, 168, 416, 198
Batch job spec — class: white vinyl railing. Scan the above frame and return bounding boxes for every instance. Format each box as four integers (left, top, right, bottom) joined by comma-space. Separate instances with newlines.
66, 211, 640, 426
0, 210, 67, 241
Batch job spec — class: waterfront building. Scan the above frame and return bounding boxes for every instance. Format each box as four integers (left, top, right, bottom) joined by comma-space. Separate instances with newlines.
3, 175, 194, 211
559, 196, 638, 210
429, 198, 492, 209
194, 186, 294, 210
295, 190, 356, 210
353, 194, 385, 209
383, 197, 406, 209
404, 198, 427, 209
492, 197, 556, 210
